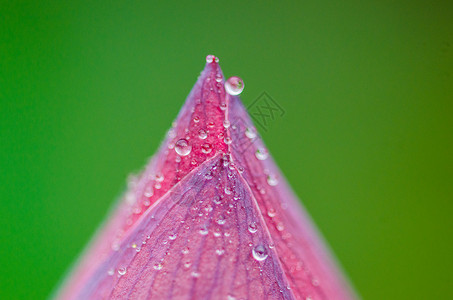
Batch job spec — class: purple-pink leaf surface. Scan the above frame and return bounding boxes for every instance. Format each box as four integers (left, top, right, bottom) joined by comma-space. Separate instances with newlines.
56, 56, 355, 300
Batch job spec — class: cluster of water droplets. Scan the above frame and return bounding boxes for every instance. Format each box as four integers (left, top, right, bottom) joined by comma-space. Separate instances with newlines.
206, 54, 219, 63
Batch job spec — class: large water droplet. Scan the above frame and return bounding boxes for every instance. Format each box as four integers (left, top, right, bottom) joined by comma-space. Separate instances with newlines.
225, 76, 245, 95
255, 148, 269, 160
252, 245, 268, 261
175, 139, 192, 156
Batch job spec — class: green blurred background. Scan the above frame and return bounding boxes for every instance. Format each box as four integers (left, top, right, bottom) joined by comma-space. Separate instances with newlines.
1, 1, 452, 299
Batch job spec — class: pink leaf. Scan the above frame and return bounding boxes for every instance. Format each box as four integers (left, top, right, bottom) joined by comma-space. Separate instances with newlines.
56, 56, 356, 299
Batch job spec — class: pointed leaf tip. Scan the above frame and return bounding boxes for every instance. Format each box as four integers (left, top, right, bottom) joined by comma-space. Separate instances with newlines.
55, 57, 356, 300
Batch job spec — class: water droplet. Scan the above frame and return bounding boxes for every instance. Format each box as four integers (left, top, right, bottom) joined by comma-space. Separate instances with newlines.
225, 76, 245, 95
153, 263, 163, 270
175, 139, 192, 156
224, 187, 232, 195
118, 267, 127, 275
144, 186, 154, 197
206, 55, 215, 63
223, 120, 230, 128
182, 247, 189, 254
169, 233, 177, 240
193, 116, 200, 123
267, 174, 279, 186
276, 222, 285, 231
216, 248, 225, 256
155, 173, 164, 182
107, 268, 114, 276
245, 127, 257, 139
224, 137, 232, 144
201, 143, 213, 154
219, 102, 227, 111
213, 196, 221, 204
252, 245, 268, 261
191, 271, 200, 278
216, 215, 226, 225
168, 128, 176, 139
198, 129, 208, 139
207, 121, 215, 128
111, 242, 120, 251
215, 74, 223, 82
255, 148, 269, 160
267, 208, 276, 218
199, 227, 208, 235
248, 222, 258, 233
205, 171, 213, 180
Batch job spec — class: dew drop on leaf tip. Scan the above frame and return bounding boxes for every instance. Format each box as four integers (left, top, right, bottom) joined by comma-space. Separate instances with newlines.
206, 54, 219, 63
